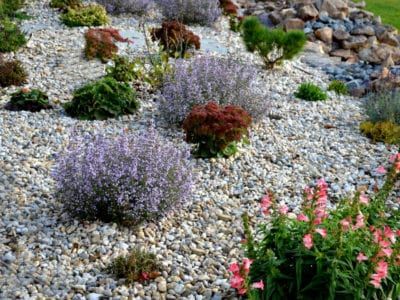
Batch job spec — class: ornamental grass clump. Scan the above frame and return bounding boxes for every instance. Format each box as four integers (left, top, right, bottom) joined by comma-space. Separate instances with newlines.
156, 0, 221, 26
360, 91, 400, 145
160, 56, 267, 124
97, 0, 153, 15
231, 155, 400, 299
64, 77, 139, 120
295, 83, 328, 101
242, 16, 306, 69
5, 88, 52, 112
61, 4, 109, 27
183, 101, 252, 158
108, 248, 160, 283
150, 20, 200, 58
53, 130, 194, 225
0, 0, 25, 18
0, 59, 28, 87
328, 80, 348, 95
84, 28, 131, 63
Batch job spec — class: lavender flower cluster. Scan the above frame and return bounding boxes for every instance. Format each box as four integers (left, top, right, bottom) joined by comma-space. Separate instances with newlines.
97, 0, 153, 15
155, 0, 221, 26
160, 56, 269, 124
52, 130, 194, 224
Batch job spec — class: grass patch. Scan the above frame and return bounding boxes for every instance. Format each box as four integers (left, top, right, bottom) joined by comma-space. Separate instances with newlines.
355, 0, 400, 29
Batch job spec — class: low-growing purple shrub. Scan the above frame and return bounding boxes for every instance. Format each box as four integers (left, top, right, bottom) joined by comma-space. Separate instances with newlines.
155, 0, 221, 26
53, 130, 194, 225
97, 0, 153, 15
160, 56, 268, 124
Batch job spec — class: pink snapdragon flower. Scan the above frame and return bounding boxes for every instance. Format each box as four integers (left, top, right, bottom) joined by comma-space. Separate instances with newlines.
279, 204, 289, 215
384, 226, 396, 243
353, 213, 365, 230
228, 262, 240, 274
230, 274, 244, 289
359, 193, 369, 205
376, 166, 387, 174
315, 228, 327, 238
340, 217, 351, 231
252, 280, 264, 290
303, 234, 313, 249
242, 258, 253, 273
356, 252, 368, 263
297, 213, 309, 222
370, 261, 389, 288
261, 195, 272, 215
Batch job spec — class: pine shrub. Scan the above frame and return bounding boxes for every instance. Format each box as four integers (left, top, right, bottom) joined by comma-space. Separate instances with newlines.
0, 0, 25, 18
150, 20, 200, 58
61, 4, 109, 27
295, 83, 328, 101
52, 130, 194, 225
160, 56, 268, 124
0, 18, 26, 53
183, 101, 252, 158
220, 0, 238, 16
5, 88, 52, 112
106, 56, 137, 83
108, 248, 160, 283
96, 0, 153, 15
64, 77, 139, 120
0, 59, 28, 87
84, 28, 130, 63
156, 0, 221, 26
242, 16, 306, 68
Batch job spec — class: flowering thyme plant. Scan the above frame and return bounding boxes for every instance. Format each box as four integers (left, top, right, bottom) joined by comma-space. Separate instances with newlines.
230, 154, 400, 299
53, 130, 194, 225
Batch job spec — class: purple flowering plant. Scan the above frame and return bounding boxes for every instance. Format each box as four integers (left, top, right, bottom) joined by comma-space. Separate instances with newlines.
97, 0, 153, 15
155, 0, 221, 26
52, 129, 194, 225
160, 56, 268, 124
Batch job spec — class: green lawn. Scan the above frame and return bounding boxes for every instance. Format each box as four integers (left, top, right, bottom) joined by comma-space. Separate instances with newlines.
356, 0, 400, 29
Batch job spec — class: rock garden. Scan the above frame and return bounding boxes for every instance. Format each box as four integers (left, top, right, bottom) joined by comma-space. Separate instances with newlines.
0, 0, 399, 299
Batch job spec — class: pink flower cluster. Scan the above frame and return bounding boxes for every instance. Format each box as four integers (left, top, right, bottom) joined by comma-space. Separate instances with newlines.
229, 258, 264, 294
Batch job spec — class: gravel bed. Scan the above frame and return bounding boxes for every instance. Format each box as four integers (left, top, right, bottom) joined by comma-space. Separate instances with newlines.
0, 1, 398, 299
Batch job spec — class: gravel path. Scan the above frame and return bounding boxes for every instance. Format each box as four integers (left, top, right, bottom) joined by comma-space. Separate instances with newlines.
0, 1, 398, 299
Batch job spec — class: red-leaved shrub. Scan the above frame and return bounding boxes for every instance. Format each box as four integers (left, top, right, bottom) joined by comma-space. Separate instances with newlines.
84, 28, 131, 63
182, 101, 252, 157
220, 0, 238, 15
150, 20, 200, 58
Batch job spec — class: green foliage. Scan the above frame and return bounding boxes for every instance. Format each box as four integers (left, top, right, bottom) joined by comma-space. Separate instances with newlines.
364, 91, 400, 125
360, 120, 400, 145
64, 77, 139, 120
241, 16, 306, 68
0, 18, 27, 53
50, 0, 82, 10
0, 59, 28, 87
0, 0, 24, 17
295, 83, 328, 101
5, 88, 52, 112
108, 248, 159, 283
106, 56, 136, 83
328, 80, 348, 95
239, 159, 400, 300
61, 4, 109, 27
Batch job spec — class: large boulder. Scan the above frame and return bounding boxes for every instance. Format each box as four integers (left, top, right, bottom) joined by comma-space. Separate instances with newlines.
333, 29, 350, 41
317, 0, 349, 18
351, 25, 375, 36
315, 27, 333, 43
342, 35, 368, 50
298, 4, 319, 20
284, 18, 305, 31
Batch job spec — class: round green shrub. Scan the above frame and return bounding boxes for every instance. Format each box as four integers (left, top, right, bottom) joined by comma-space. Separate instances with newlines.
106, 56, 137, 83
64, 77, 139, 120
328, 80, 348, 95
360, 120, 400, 145
5, 88, 52, 112
0, 18, 26, 53
295, 83, 328, 101
61, 4, 109, 27
0, 0, 25, 18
